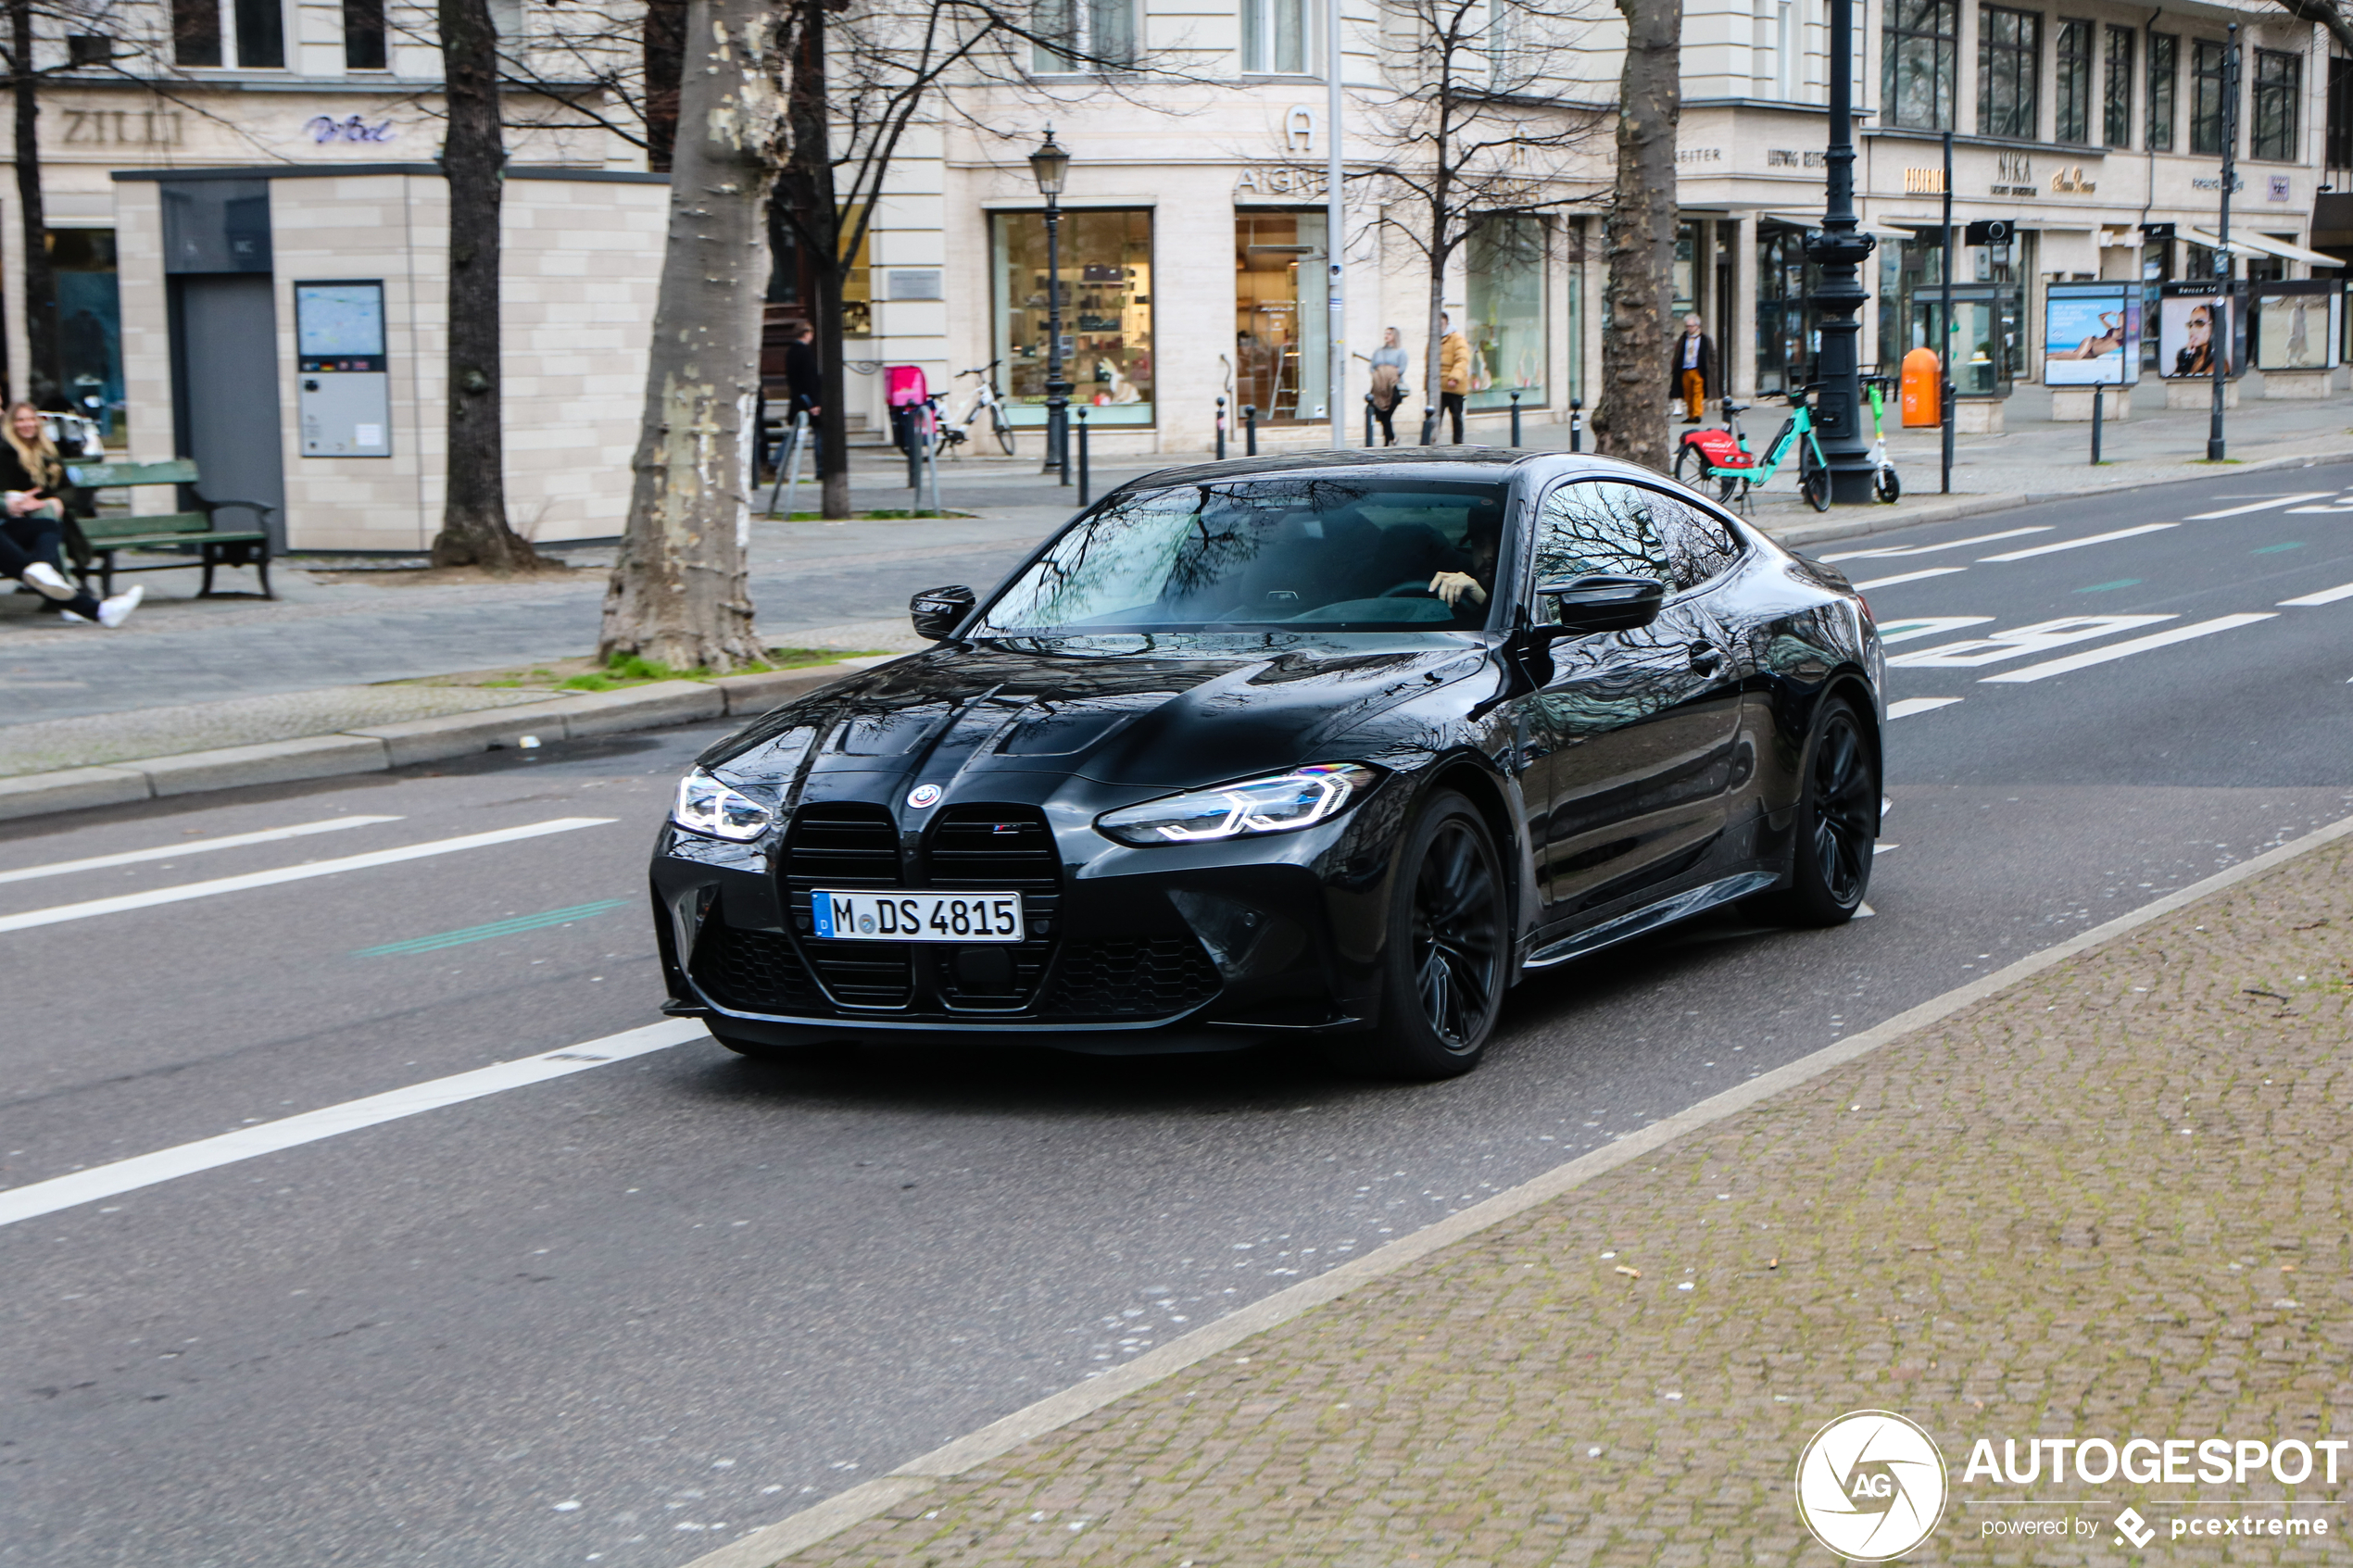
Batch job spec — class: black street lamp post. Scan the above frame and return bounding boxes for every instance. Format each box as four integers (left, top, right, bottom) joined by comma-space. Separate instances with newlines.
1030, 128, 1073, 484
2208, 23, 2237, 462
1804, 0, 1878, 504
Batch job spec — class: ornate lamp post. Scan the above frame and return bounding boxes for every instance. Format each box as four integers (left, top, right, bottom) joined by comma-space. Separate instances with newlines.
1803, 0, 1877, 503
2208, 23, 2237, 461
1029, 128, 1073, 483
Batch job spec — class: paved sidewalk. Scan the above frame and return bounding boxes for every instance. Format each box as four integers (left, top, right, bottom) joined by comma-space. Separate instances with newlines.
730, 825, 2353, 1567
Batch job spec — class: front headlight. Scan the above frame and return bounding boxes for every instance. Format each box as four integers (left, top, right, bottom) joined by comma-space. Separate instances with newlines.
1096, 763, 1381, 847
671, 768, 774, 842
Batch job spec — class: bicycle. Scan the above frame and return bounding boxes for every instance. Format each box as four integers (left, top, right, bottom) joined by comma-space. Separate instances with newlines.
934, 360, 1015, 457
1672, 384, 1831, 513
1862, 374, 1901, 504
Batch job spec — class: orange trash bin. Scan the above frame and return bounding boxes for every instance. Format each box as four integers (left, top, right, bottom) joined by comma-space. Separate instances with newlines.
1900, 345, 1942, 427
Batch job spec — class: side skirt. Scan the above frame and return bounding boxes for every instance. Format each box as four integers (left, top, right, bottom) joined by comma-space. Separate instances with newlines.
1520, 871, 1779, 972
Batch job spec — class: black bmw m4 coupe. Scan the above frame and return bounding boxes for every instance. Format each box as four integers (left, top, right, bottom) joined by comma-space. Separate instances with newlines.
650, 448, 1884, 1079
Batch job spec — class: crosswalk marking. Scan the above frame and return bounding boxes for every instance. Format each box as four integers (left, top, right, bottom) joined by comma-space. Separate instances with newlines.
1979, 614, 2277, 684
1852, 567, 1968, 591
1978, 523, 2178, 561
1820, 527, 2052, 563
2184, 494, 2333, 519
1886, 696, 1964, 719
1877, 617, 1995, 645
2279, 582, 2353, 608
1890, 615, 2175, 670
0, 815, 403, 888
0, 818, 614, 935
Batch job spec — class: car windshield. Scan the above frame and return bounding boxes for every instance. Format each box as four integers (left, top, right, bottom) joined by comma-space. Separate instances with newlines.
976, 477, 1512, 634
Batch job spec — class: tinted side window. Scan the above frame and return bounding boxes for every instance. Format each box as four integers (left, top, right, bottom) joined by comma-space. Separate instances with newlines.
1532, 482, 1673, 586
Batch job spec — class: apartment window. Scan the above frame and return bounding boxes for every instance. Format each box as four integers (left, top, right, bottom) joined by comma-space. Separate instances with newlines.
1034, 0, 1137, 69
234, 0, 285, 67
1881, 0, 1957, 129
1979, 6, 2040, 140
172, 0, 220, 65
175, 0, 287, 66
2191, 37, 2231, 156
1241, 0, 1306, 72
2057, 19, 2093, 143
2146, 30, 2176, 150
343, 0, 386, 69
2331, 54, 2350, 169
2102, 25, 2133, 146
2251, 49, 2299, 160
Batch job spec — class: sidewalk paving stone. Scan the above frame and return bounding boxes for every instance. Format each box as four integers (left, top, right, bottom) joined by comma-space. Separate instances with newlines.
740, 830, 2353, 1568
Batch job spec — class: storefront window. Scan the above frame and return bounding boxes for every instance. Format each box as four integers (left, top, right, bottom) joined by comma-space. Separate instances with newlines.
992, 207, 1154, 426
1755, 222, 1819, 395
51, 229, 123, 444
1979, 6, 2041, 140
2146, 31, 2177, 151
1233, 209, 1326, 422
1467, 216, 1546, 409
2251, 50, 2299, 161
1565, 219, 1585, 405
1882, 0, 1957, 130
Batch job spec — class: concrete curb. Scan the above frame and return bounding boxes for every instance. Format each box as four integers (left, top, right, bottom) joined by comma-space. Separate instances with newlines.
679, 808, 2353, 1568
0, 656, 898, 824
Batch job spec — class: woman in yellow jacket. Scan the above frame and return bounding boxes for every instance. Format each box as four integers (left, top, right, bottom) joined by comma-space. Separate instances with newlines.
1437, 313, 1470, 443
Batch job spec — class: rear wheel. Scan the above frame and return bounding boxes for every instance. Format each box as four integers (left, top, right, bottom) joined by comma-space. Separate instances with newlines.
1673, 441, 1710, 491
990, 406, 1016, 456
1749, 696, 1877, 926
1343, 792, 1508, 1079
1874, 465, 1902, 504
1799, 451, 1831, 512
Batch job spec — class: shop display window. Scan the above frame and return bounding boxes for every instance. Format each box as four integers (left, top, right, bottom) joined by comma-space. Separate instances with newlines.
1467, 216, 1547, 410
1233, 209, 1328, 423
992, 207, 1154, 426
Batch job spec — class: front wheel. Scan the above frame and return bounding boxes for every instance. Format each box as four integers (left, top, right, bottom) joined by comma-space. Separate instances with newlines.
990, 406, 1016, 456
1874, 465, 1902, 504
1673, 441, 1710, 491
1799, 453, 1831, 512
1748, 695, 1878, 927
1340, 792, 1508, 1079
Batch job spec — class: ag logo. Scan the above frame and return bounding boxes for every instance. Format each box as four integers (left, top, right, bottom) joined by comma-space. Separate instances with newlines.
1794, 1411, 1947, 1561
906, 784, 942, 809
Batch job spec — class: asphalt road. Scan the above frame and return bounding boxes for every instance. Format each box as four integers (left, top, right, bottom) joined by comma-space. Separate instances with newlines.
5, 458, 2351, 1567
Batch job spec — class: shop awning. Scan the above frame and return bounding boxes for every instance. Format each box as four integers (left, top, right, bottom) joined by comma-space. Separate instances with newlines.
2181, 225, 2340, 269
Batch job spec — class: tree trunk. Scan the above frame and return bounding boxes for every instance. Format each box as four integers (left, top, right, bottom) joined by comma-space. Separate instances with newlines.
431, 0, 540, 570
1591, 0, 1680, 473
599, 0, 788, 671
783, 13, 852, 520
11, 0, 56, 407
1422, 262, 1445, 445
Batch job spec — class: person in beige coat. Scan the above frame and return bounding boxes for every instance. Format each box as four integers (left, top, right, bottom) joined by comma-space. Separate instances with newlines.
1437, 314, 1470, 442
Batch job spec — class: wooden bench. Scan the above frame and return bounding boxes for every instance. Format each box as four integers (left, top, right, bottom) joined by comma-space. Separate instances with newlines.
63, 458, 277, 599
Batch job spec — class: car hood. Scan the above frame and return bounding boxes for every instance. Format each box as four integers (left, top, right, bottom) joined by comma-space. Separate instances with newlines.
701, 633, 1493, 794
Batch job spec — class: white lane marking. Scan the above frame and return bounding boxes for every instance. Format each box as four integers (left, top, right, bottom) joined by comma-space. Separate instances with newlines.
1886, 696, 1964, 719
1980, 614, 2278, 684
0, 1020, 706, 1228
2184, 494, 2333, 519
1890, 614, 2176, 669
1876, 617, 1995, 645
0, 818, 614, 935
2280, 582, 2353, 607
2284, 500, 2353, 515
1851, 567, 1969, 591
1820, 527, 2052, 562
1873, 842, 1897, 855
1978, 522, 2178, 561
0, 816, 405, 888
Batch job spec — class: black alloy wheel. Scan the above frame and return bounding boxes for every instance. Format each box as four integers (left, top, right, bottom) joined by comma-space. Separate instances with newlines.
1753, 695, 1877, 926
1351, 792, 1508, 1079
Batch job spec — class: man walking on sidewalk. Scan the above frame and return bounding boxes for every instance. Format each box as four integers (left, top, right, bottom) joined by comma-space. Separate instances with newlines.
1670, 314, 1714, 424
1438, 315, 1469, 443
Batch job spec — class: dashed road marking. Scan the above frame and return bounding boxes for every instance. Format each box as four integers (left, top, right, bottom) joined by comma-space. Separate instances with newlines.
2280, 582, 2353, 607
1978, 522, 2178, 561
1851, 567, 1968, 591
0, 815, 404, 888
1877, 617, 1995, 645
1886, 696, 1964, 719
1890, 615, 2175, 670
1820, 527, 2052, 563
1980, 614, 2278, 683
2184, 494, 2333, 519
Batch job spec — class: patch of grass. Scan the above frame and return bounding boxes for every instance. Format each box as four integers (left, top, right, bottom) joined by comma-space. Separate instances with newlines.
393, 646, 884, 694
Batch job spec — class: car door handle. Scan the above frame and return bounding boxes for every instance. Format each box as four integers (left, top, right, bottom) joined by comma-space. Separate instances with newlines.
1687, 641, 1724, 673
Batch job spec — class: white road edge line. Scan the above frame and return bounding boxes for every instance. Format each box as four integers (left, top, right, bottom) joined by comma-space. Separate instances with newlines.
0, 817, 614, 935
1979, 614, 2277, 684
2280, 582, 2353, 608
1850, 567, 1968, 591
0, 1019, 707, 1228
1885, 696, 1963, 719
681, 810, 2353, 1568
2185, 494, 2333, 519
1977, 522, 2178, 561
1819, 527, 2052, 563
0, 815, 405, 888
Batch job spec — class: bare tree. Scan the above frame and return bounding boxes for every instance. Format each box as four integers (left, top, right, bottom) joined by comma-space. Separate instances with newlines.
1589, 0, 1679, 472
1353, 0, 1605, 438
598, 0, 794, 670
6, 0, 57, 403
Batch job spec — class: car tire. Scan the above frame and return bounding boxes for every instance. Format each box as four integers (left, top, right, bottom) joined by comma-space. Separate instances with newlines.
1345, 791, 1509, 1080
1750, 694, 1878, 927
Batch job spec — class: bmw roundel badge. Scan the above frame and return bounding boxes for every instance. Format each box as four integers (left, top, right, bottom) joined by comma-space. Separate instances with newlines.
907, 784, 943, 809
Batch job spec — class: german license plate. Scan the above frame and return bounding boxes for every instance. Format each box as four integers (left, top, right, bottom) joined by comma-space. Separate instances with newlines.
810, 889, 1025, 943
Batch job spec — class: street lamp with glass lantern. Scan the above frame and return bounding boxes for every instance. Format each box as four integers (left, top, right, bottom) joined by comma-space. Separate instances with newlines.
1029, 128, 1073, 483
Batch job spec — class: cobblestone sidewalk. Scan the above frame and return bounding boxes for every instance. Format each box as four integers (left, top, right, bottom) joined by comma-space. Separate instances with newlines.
745, 829, 2353, 1567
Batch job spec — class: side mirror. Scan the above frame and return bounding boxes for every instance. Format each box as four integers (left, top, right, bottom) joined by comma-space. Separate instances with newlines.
910, 584, 975, 641
1534, 573, 1666, 637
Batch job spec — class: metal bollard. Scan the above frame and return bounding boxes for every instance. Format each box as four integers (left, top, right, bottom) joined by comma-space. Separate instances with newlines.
1076, 408, 1090, 506
1215, 395, 1227, 461
1509, 390, 1522, 447
1364, 394, 1376, 448
1243, 404, 1258, 457
1568, 397, 1583, 454
905, 410, 923, 491
2090, 382, 2104, 466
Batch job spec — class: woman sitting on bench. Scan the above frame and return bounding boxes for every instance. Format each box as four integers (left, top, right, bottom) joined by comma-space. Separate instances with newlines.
1, 402, 139, 626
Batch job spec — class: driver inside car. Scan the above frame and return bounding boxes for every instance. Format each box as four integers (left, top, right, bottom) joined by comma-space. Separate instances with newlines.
1428, 506, 1504, 612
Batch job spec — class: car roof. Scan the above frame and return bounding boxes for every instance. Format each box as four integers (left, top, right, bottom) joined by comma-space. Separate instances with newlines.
1112, 446, 1667, 495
